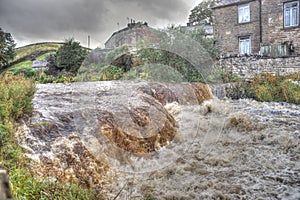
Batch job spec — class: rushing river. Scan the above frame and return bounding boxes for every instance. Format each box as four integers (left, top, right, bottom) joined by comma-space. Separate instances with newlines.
16, 81, 300, 200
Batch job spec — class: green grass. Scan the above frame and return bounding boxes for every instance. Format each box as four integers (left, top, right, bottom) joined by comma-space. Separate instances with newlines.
7, 61, 36, 77
11, 60, 33, 69
13, 42, 62, 62
36, 51, 56, 60
2, 41, 88, 76
8, 51, 56, 77
0, 42, 62, 73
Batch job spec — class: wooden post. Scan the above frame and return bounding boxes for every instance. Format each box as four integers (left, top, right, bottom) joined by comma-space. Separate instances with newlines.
0, 170, 12, 200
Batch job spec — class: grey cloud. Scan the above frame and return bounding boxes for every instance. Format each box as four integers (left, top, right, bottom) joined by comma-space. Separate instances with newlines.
0, 0, 192, 48
106, 0, 189, 25
1, 0, 107, 34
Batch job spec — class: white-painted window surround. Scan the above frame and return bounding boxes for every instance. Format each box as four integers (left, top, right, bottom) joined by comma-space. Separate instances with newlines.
239, 36, 251, 55
284, 1, 299, 27
238, 4, 250, 23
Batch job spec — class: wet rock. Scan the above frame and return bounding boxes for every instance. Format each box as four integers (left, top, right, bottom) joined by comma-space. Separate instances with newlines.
149, 82, 212, 105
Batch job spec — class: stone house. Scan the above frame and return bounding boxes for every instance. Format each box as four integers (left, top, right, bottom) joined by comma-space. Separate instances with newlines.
32, 60, 48, 69
180, 24, 214, 38
213, 0, 300, 56
105, 21, 158, 52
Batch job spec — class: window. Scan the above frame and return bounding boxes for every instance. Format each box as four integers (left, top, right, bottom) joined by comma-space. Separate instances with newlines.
284, 1, 299, 27
238, 4, 250, 23
239, 37, 251, 55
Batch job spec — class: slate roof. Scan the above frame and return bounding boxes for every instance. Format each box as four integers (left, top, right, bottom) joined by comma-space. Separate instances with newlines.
181, 25, 214, 35
213, 0, 254, 9
32, 60, 48, 68
105, 22, 149, 46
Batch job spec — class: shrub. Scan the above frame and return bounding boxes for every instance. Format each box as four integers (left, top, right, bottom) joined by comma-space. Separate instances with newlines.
100, 65, 124, 81
247, 73, 300, 104
55, 38, 88, 73
137, 48, 205, 82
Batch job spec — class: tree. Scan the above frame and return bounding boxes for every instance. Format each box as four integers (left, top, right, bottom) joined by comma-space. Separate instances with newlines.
136, 26, 219, 82
0, 28, 16, 69
55, 38, 88, 73
188, 0, 221, 25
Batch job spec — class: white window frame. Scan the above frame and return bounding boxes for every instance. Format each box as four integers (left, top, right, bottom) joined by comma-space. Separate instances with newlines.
284, 1, 299, 28
239, 37, 251, 55
238, 4, 250, 23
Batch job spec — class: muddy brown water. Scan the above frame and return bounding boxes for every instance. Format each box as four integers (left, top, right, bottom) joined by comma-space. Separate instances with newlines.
16, 81, 300, 199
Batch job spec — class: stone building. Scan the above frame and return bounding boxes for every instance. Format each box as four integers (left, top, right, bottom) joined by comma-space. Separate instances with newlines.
32, 60, 48, 69
213, 0, 300, 56
105, 21, 158, 52
180, 24, 214, 38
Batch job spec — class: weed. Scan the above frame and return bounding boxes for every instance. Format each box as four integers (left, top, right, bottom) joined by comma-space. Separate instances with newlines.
144, 194, 156, 200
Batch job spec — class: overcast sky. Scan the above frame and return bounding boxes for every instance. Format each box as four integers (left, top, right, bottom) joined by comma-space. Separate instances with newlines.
0, 0, 200, 49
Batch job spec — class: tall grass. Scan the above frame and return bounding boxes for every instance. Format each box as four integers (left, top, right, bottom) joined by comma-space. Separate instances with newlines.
0, 73, 103, 199
0, 73, 35, 126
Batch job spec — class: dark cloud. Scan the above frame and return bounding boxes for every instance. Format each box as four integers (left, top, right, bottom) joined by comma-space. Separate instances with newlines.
0, 0, 197, 48
108, 0, 188, 19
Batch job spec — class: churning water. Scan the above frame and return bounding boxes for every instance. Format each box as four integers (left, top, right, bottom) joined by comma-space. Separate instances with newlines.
16, 81, 300, 199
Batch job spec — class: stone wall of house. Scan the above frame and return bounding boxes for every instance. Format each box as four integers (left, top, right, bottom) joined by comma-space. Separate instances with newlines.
213, 0, 260, 55
105, 23, 156, 51
213, 0, 300, 55
261, 0, 300, 53
215, 55, 300, 79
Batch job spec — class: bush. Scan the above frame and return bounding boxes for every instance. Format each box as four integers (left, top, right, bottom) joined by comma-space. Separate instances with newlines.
99, 65, 124, 81
137, 48, 205, 82
55, 38, 88, 73
247, 73, 300, 104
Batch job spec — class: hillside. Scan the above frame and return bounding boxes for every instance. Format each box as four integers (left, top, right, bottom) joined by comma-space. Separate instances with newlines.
13, 42, 63, 62
0, 42, 63, 73
1, 42, 91, 74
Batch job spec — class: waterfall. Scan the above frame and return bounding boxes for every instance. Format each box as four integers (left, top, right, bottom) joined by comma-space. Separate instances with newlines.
16, 81, 300, 199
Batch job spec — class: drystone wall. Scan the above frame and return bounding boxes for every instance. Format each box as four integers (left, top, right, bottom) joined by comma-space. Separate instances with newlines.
216, 55, 300, 79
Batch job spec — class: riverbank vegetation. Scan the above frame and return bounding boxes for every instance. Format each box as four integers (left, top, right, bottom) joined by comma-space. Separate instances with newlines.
247, 73, 300, 104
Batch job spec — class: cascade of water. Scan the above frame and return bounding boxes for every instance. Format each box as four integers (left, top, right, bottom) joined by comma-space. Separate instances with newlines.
15, 82, 300, 199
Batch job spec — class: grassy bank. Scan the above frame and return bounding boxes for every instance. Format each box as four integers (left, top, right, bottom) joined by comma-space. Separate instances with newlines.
0, 73, 102, 199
